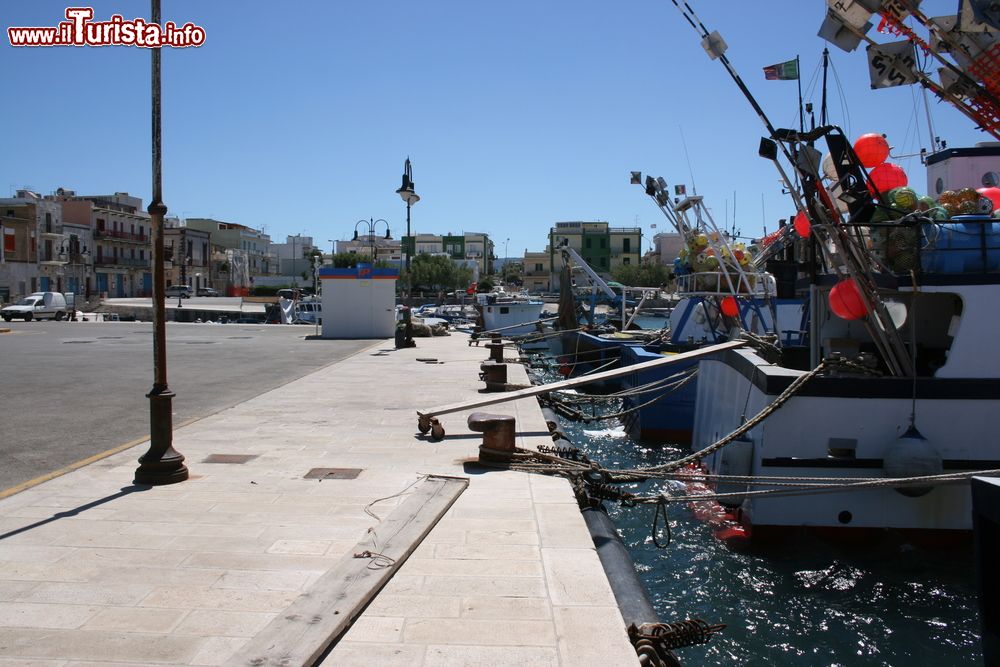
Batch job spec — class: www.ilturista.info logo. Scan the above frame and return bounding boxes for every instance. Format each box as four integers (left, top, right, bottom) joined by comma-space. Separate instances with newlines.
8, 7, 205, 48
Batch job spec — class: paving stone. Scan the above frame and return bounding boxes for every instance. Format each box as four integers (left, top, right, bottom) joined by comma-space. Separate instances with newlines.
535, 503, 595, 549
0, 627, 202, 663
139, 587, 297, 612
212, 569, 318, 592
265, 539, 332, 555
553, 606, 638, 667
174, 609, 276, 637
403, 618, 556, 646
14, 582, 153, 606
320, 641, 424, 667
188, 636, 251, 666
0, 580, 39, 602
433, 543, 540, 560
423, 644, 559, 666
365, 593, 461, 618
399, 557, 542, 577
422, 575, 547, 598
0, 545, 78, 564
0, 602, 99, 628
542, 548, 618, 606
82, 606, 185, 633
339, 615, 404, 643
460, 595, 553, 620
180, 552, 335, 572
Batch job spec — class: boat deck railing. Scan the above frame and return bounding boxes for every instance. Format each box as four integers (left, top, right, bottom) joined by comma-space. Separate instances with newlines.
675, 271, 777, 298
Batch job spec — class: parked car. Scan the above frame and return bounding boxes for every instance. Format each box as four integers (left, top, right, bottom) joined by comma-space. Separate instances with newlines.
166, 284, 192, 298
1, 292, 68, 321
196, 287, 219, 297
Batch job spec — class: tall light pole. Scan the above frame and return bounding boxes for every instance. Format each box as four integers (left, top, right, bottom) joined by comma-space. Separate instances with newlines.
353, 218, 391, 264
395, 158, 419, 272
135, 0, 187, 486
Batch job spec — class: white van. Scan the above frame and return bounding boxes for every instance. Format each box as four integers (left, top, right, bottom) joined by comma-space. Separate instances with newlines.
1, 292, 68, 321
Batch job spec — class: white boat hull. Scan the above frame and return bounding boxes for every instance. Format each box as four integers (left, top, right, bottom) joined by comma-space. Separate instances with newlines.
481, 301, 544, 336
692, 348, 998, 536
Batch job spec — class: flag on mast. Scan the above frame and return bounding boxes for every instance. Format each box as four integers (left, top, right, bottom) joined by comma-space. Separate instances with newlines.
763, 59, 799, 80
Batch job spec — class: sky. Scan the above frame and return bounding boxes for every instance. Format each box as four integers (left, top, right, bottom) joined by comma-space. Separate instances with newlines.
1, 1, 992, 259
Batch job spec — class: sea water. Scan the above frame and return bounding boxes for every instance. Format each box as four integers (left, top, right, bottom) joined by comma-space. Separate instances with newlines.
567, 424, 979, 666
534, 326, 979, 665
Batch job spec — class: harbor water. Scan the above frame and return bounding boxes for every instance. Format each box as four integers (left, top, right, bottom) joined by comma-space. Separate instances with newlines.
532, 319, 980, 665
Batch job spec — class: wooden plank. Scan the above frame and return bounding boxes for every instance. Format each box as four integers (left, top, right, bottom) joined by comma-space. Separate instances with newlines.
224, 475, 468, 667
418, 339, 745, 419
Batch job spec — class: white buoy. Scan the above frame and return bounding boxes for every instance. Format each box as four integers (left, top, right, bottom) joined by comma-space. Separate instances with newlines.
882, 425, 942, 497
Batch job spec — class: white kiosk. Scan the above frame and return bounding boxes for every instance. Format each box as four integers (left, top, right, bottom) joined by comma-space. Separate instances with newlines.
319, 264, 399, 339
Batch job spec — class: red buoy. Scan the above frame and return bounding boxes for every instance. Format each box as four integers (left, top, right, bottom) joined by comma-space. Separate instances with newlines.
868, 162, 908, 194
854, 133, 889, 168
720, 296, 739, 318
828, 279, 868, 320
793, 210, 811, 238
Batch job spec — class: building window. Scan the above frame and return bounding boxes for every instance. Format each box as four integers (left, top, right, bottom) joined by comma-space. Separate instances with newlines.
585, 238, 592, 249
600, 238, 606, 249
535, 263, 543, 271
600, 257, 607, 267
623, 257, 630, 265
623, 238, 631, 253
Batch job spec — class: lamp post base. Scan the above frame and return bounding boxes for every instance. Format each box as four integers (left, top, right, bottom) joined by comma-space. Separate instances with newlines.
135, 388, 188, 485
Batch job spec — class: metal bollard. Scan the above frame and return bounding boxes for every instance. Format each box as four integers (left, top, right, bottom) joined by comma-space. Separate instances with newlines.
467, 412, 516, 462
485, 338, 505, 362
479, 360, 508, 392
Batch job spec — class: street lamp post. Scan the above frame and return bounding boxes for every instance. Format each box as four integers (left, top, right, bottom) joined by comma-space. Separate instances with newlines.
353, 218, 391, 264
395, 158, 419, 272
135, 0, 187, 486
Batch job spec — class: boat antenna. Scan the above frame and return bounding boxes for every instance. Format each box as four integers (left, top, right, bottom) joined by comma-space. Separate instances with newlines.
679, 128, 698, 195
797, 55, 804, 132
670, 0, 791, 165
820, 48, 829, 125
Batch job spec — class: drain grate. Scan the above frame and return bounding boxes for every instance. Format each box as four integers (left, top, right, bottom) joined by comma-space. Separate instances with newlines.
184, 341, 216, 344
203, 454, 258, 464
304, 467, 362, 480
226, 336, 252, 339
98, 336, 123, 340
63, 340, 94, 344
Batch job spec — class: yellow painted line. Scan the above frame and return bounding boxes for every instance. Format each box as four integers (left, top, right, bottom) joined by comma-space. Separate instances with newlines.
0, 416, 200, 500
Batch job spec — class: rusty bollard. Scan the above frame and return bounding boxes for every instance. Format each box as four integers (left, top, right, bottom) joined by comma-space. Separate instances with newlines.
467, 412, 516, 463
485, 337, 505, 363
479, 360, 508, 392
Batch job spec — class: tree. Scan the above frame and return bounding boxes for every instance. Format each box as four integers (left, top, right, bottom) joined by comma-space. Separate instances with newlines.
404, 254, 473, 294
611, 262, 671, 287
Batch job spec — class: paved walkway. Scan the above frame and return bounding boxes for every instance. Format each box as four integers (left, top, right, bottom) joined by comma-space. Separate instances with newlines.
0, 334, 637, 666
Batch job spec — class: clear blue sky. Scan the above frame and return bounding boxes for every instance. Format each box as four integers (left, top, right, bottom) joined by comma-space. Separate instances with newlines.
2, 1, 989, 258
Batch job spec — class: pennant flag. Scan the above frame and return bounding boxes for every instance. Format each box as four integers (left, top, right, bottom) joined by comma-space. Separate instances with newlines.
763, 59, 799, 80
650, 223, 657, 229
674, 184, 686, 196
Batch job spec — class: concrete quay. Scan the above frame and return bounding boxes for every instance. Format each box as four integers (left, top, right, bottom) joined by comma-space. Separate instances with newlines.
0, 333, 638, 666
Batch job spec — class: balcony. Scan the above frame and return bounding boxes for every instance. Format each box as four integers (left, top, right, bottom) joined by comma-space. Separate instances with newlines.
94, 257, 150, 269
94, 229, 149, 243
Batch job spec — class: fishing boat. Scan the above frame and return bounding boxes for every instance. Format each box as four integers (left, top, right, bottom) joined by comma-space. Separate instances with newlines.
662, 0, 1000, 540
478, 286, 545, 336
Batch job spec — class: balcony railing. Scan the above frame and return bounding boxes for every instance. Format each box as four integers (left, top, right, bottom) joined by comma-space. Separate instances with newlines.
94, 257, 151, 268
94, 229, 149, 243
